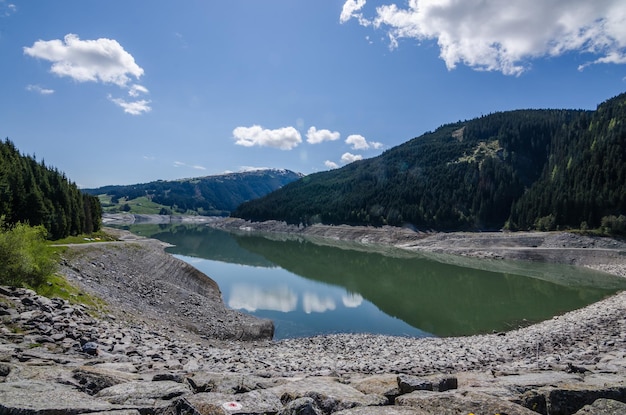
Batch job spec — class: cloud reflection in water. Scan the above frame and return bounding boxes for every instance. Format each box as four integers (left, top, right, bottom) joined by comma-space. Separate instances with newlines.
228, 284, 297, 312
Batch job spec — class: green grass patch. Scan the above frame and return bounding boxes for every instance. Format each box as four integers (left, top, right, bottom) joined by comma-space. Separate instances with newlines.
52, 229, 118, 245
31, 273, 108, 316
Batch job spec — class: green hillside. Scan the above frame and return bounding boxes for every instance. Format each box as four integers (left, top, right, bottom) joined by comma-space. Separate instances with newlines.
84, 169, 303, 216
234, 93, 626, 233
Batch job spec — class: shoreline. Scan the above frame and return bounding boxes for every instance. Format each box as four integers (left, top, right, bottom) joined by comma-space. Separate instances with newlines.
2, 219, 625, 413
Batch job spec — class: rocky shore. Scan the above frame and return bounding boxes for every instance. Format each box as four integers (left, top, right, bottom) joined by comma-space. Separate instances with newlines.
1, 223, 626, 414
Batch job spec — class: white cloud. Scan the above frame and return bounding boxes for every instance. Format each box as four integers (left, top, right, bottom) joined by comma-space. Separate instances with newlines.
341, 152, 363, 164
128, 84, 149, 97
325, 160, 339, 169
306, 126, 341, 144
346, 134, 370, 150
340, 0, 368, 25
24, 34, 144, 86
341, 0, 626, 75
25, 84, 54, 95
108, 96, 152, 115
24, 34, 151, 114
173, 160, 206, 170
0, 1, 16, 17
233, 125, 302, 150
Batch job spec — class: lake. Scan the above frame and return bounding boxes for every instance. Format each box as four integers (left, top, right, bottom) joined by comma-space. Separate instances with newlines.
121, 224, 626, 340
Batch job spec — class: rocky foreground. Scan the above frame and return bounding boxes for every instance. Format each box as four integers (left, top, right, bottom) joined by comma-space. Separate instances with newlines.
1, 225, 626, 414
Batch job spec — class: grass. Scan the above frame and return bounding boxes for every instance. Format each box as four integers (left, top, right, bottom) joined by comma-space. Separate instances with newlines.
30, 273, 109, 317
52, 229, 118, 245
99, 194, 168, 214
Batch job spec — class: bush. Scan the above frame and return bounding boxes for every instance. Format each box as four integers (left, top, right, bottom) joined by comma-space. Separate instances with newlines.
0, 219, 57, 287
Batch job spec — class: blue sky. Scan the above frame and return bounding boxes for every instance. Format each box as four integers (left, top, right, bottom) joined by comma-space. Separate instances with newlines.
1, 0, 625, 188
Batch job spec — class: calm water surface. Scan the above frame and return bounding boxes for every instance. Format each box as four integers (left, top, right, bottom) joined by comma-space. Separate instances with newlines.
124, 224, 626, 340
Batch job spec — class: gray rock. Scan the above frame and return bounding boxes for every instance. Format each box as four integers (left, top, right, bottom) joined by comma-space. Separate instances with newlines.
396, 390, 539, 415
542, 385, 626, 415
334, 407, 430, 414
186, 371, 283, 394
350, 374, 401, 401
0, 380, 119, 414
179, 389, 283, 415
73, 366, 140, 395
573, 398, 626, 415
397, 374, 458, 394
270, 377, 388, 413
96, 380, 191, 406
277, 397, 323, 415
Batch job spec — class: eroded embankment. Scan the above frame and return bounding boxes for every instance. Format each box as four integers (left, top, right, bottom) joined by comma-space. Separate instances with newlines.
58, 232, 274, 342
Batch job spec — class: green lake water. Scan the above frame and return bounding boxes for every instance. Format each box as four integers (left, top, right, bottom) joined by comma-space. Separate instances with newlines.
122, 224, 626, 340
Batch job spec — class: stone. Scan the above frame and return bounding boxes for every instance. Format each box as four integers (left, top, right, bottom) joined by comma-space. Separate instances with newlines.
269, 377, 388, 412
73, 366, 141, 395
396, 390, 539, 415
334, 407, 430, 414
177, 389, 283, 415
277, 397, 323, 415
82, 341, 99, 356
0, 380, 119, 414
186, 372, 282, 394
573, 398, 626, 415
541, 384, 626, 415
397, 374, 457, 393
96, 380, 191, 406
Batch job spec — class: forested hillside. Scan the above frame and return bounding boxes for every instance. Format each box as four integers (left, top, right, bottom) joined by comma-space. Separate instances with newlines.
234, 93, 626, 233
0, 139, 101, 239
84, 169, 303, 216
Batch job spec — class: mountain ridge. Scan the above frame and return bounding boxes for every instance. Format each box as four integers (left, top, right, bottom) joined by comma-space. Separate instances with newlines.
83, 168, 303, 217
233, 92, 626, 233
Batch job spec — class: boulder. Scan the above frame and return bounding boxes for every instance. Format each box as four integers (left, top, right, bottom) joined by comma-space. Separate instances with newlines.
397, 374, 458, 393
396, 390, 539, 415
95, 380, 191, 408
0, 380, 121, 414
186, 371, 283, 394
277, 397, 323, 415
269, 376, 388, 413
173, 389, 283, 415
573, 398, 626, 415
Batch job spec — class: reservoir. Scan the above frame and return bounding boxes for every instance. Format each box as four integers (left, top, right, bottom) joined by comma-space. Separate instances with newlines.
123, 224, 626, 340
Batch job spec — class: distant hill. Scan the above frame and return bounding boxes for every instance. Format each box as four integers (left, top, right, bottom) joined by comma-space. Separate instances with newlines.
0, 139, 102, 239
233, 92, 626, 234
83, 169, 303, 216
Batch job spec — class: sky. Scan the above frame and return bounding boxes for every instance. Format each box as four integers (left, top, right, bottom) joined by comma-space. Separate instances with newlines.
1, 0, 626, 188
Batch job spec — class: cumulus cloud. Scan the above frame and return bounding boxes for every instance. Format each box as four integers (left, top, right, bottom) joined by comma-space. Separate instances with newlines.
108, 96, 152, 115
24, 33, 144, 86
26, 84, 54, 95
341, 152, 363, 164
346, 134, 383, 150
24, 33, 151, 114
306, 126, 341, 144
340, 0, 368, 24
340, 0, 626, 75
325, 160, 339, 169
233, 125, 302, 150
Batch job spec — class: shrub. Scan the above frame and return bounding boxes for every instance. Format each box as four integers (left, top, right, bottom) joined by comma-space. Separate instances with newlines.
0, 218, 57, 287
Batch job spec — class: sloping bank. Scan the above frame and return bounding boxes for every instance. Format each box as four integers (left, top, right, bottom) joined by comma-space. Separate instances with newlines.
58, 228, 274, 341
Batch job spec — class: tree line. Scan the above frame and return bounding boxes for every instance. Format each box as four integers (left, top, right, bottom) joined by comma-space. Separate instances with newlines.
233, 92, 626, 234
0, 139, 101, 239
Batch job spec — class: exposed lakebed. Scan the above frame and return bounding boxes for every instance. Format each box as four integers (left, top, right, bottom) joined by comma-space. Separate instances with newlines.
122, 223, 626, 340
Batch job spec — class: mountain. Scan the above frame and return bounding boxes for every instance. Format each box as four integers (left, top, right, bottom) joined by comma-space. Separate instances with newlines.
233, 93, 626, 233
0, 139, 102, 239
83, 169, 303, 216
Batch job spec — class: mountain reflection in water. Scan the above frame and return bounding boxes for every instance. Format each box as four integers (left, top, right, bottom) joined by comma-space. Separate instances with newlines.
123, 224, 626, 340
